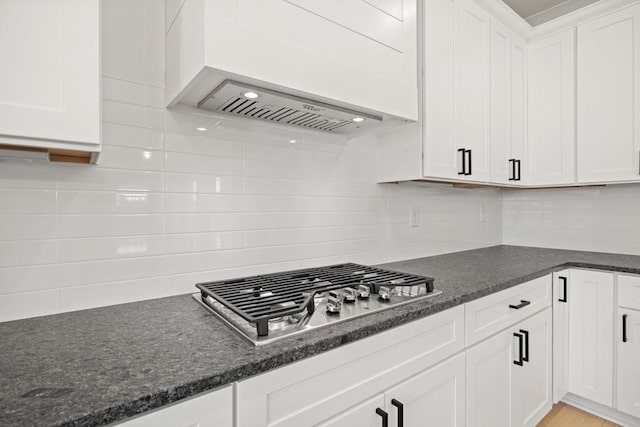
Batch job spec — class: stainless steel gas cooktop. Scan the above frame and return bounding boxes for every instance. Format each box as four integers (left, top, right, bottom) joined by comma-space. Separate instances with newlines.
193, 263, 442, 345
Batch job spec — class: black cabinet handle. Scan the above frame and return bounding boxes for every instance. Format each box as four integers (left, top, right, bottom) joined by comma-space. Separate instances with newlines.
520, 329, 529, 362
376, 408, 388, 427
458, 148, 466, 175
516, 159, 521, 181
508, 159, 516, 181
623, 314, 628, 343
514, 332, 524, 366
391, 399, 404, 427
509, 300, 531, 310
466, 149, 472, 175
558, 276, 568, 303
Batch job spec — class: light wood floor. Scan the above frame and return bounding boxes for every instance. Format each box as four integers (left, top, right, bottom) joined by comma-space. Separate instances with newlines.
537, 402, 620, 427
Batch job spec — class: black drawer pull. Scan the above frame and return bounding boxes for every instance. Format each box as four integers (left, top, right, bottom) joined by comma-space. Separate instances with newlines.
514, 332, 524, 366
559, 276, 568, 303
516, 159, 521, 181
376, 408, 388, 427
508, 159, 516, 181
509, 300, 531, 310
520, 329, 529, 362
623, 314, 628, 343
391, 399, 404, 427
458, 148, 466, 175
466, 149, 472, 175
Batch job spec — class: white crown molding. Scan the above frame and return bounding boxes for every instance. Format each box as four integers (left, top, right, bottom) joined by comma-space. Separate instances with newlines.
526, 0, 600, 27
475, 0, 533, 39
531, 0, 640, 40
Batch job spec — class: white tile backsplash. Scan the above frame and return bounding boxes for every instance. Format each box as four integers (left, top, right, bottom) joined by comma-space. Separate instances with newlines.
0, 80, 502, 321
0, 0, 501, 322
503, 185, 640, 254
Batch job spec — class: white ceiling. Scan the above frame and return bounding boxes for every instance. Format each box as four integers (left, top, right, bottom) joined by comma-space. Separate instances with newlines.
503, 0, 600, 26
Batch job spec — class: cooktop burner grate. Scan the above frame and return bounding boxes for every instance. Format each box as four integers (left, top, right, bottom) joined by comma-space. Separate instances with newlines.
196, 263, 434, 337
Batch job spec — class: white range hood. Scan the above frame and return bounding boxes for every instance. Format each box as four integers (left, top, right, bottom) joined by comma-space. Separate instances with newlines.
165, 0, 418, 136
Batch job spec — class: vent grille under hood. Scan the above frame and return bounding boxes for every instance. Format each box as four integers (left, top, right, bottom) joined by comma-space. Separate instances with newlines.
198, 80, 383, 135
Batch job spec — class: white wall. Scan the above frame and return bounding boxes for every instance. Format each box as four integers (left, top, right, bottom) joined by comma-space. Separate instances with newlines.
503, 185, 640, 254
0, 0, 501, 322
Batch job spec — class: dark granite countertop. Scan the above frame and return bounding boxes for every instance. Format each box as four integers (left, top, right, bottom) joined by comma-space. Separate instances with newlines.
4, 245, 640, 427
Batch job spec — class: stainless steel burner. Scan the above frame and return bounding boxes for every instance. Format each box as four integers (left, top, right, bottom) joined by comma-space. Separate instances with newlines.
194, 263, 442, 346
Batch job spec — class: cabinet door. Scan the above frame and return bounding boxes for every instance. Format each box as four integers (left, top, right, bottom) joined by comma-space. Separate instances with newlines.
0, 0, 100, 148
510, 34, 528, 185
552, 271, 570, 403
385, 353, 465, 427
317, 394, 386, 427
423, 0, 459, 180
577, 3, 640, 183
528, 29, 575, 186
456, 0, 491, 181
489, 19, 512, 185
466, 328, 514, 427
568, 270, 614, 406
617, 308, 640, 418
513, 308, 553, 427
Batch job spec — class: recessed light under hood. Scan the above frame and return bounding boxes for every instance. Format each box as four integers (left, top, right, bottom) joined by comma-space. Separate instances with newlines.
198, 80, 383, 135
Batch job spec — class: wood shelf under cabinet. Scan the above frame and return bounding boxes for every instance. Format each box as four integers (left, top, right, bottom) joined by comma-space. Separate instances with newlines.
0, 144, 97, 164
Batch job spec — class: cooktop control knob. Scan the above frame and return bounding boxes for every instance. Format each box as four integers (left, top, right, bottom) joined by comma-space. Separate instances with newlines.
378, 286, 393, 301
343, 288, 357, 303
326, 290, 342, 313
357, 284, 370, 299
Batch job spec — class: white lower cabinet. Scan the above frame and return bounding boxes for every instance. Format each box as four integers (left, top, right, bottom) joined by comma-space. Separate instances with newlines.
384, 353, 466, 427
466, 307, 552, 427
236, 306, 465, 427
466, 322, 515, 427
114, 386, 233, 427
552, 269, 614, 407
568, 270, 614, 407
513, 308, 553, 426
617, 275, 640, 419
319, 353, 466, 427
617, 308, 640, 419
552, 270, 570, 403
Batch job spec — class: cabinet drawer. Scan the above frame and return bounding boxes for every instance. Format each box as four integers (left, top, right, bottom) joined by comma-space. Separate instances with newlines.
465, 274, 552, 346
114, 385, 233, 427
236, 305, 464, 427
618, 274, 640, 310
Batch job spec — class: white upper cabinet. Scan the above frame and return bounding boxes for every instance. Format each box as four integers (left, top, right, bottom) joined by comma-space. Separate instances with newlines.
0, 0, 100, 160
490, 19, 512, 185
490, 23, 528, 186
166, 0, 418, 126
378, 0, 530, 185
456, 0, 492, 182
577, 3, 640, 184
422, 0, 458, 180
528, 29, 576, 186
510, 35, 528, 184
